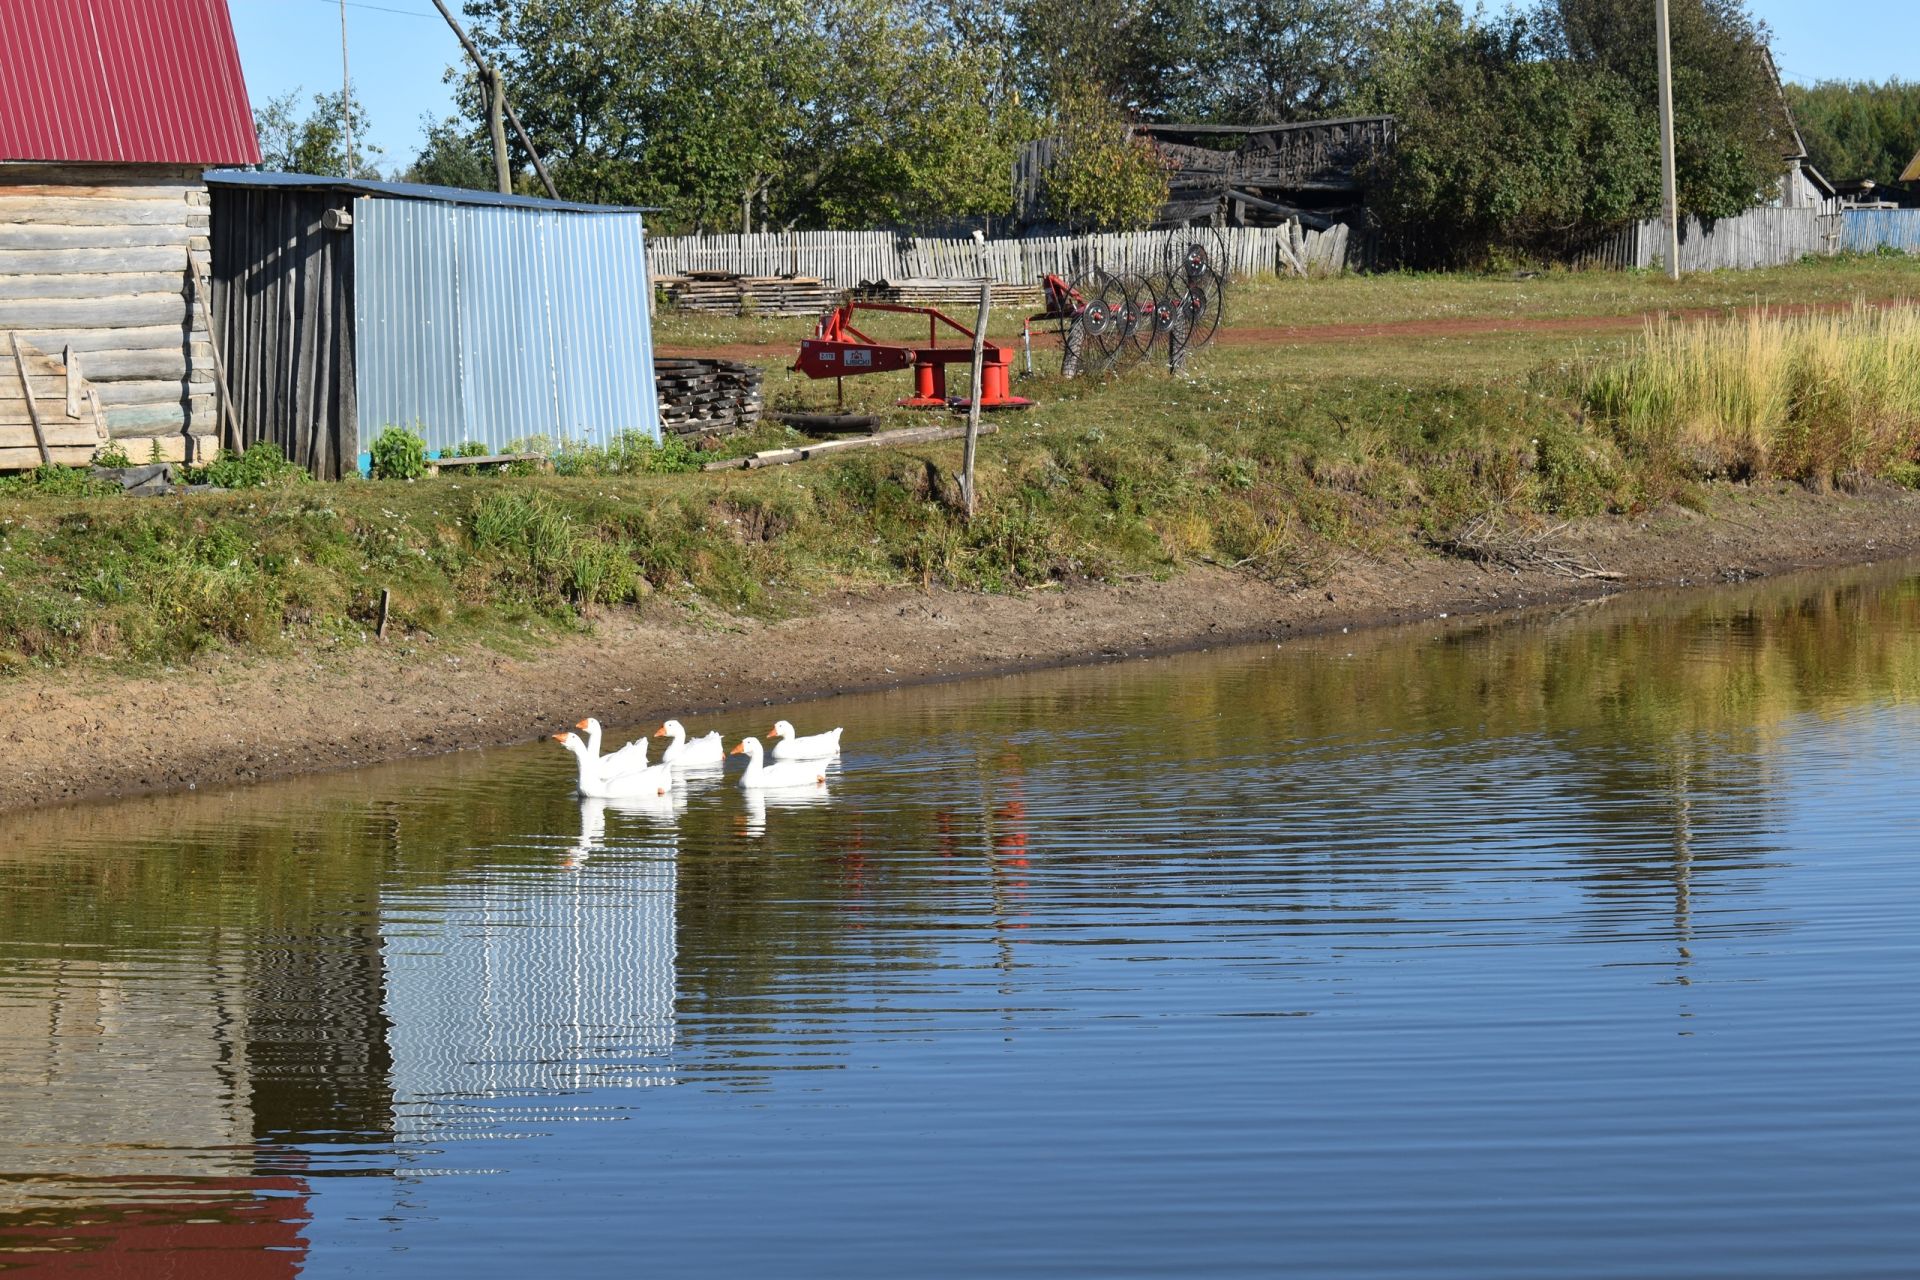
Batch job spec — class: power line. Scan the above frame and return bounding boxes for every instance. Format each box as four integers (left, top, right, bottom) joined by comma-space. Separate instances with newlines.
309, 0, 437, 19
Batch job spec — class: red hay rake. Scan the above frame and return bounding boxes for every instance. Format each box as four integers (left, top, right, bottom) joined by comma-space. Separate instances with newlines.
792, 299, 1035, 411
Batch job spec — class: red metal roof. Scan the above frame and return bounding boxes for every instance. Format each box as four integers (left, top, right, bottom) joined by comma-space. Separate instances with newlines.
0, 0, 260, 165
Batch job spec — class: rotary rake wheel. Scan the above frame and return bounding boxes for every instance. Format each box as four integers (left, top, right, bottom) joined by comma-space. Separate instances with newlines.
1163, 226, 1230, 360
1100, 271, 1161, 375
1054, 269, 1102, 378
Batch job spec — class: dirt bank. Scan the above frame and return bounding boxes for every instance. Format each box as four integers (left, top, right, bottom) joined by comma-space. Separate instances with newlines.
4, 482, 1919, 815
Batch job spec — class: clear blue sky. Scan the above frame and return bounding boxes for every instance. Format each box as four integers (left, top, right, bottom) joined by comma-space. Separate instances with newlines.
231, 0, 1916, 174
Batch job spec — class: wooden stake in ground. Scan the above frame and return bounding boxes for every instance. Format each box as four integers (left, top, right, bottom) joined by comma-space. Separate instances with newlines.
962, 279, 989, 519
189, 260, 245, 456
10, 333, 52, 467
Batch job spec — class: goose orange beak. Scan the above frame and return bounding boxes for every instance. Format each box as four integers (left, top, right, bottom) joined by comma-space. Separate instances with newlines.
729, 742, 747, 756
573, 718, 591, 731
652, 726, 668, 737
767, 724, 779, 737
550, 732, 569, 743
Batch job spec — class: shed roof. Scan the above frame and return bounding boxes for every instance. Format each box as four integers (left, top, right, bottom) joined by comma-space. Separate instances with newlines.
0, 0, 259, 165
204, 170, 654, 215
1903, 149, 1920, 186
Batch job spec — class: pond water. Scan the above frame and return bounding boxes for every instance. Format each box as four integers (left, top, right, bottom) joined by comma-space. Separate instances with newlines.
3, 564, 1919, 1277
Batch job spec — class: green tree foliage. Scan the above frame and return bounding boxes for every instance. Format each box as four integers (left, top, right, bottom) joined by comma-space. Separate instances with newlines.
403, 115, 497, 191
1041, 81, 1171, 231
1785, 80, 1920, 186
1360, 0, 1786, 266
451, 0, 1030, 232
1004, 0, 1383, 123
254, 88, 382, 178
1543, 0, 1785, 219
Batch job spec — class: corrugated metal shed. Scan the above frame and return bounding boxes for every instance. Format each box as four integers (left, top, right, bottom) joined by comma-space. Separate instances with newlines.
354, 199, 661, 455
0, 0, 259, 165
206, 171, 661, 473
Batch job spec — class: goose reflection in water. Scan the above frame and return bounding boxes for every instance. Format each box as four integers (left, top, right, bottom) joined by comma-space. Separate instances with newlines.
563, 791, 686, 869
739, 783, 834, 838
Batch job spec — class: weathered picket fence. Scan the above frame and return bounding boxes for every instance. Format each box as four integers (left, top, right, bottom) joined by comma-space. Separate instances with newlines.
1576, 207, 1920, 272
646, 223, 1352, 289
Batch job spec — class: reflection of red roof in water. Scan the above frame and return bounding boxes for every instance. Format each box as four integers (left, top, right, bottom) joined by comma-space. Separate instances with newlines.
0, 1176, 308, 1278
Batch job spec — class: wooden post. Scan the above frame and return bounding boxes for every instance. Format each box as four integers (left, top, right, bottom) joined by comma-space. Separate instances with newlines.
962, 280, 989, 520
189, 260, 245, 456
376, 587, 392, 640
10, 334, 53, 467
63, 346, 82, 418
1655, 0, 1681, 281
485, 66, 510, 195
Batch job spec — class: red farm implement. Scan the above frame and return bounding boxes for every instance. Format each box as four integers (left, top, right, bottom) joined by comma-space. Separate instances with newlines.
792, 300, 1034, 411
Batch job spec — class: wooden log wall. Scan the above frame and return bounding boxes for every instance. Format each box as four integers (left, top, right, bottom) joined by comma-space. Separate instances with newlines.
0, 163, 215, 461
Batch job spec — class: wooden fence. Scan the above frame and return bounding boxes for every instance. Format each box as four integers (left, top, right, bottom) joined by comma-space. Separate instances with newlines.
1576, 207, 1920, 272
647, 223, 1352, 289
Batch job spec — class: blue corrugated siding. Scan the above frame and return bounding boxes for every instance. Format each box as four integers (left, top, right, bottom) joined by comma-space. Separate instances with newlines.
1840, 209, 1920, 256
353, 198, 659, 458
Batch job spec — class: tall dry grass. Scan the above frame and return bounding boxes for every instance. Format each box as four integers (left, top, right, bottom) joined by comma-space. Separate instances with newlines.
1579, 303, 1920, 482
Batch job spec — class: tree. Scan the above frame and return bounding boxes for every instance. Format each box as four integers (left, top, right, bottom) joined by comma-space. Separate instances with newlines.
1542, 0, 1786, 219
1041, 80, 1170, 231
403, 116, 496, 191
1786, 79, 1920, 186
455, 0, 1031, 232
1358, 0, 1789, 265
253, 88, 381, 178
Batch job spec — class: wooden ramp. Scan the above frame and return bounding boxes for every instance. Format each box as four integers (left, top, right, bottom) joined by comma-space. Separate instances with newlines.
2, 335, 109, 471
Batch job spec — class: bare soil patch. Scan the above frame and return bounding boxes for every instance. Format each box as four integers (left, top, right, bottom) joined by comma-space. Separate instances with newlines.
4, 483, 1918, 816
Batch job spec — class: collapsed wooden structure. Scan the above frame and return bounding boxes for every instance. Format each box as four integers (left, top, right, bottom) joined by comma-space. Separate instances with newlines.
1012, 116, 1394, 232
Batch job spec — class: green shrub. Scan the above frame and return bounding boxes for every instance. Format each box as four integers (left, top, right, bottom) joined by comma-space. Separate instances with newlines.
93, 442, 132, 469
0, 465, 119, 498
183, 442, 310, 490
370, 426, 429, 480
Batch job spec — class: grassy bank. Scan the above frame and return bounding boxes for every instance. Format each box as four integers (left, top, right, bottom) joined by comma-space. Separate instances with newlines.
3, 260, 1919, 674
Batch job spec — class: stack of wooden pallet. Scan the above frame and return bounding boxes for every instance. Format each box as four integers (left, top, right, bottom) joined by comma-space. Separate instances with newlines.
853, 278, 1039, 309
655, 271, 840, 317
654, 358, 764, 437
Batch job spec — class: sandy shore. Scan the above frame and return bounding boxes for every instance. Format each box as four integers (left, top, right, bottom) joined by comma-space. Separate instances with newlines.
4, 481, 1918, 815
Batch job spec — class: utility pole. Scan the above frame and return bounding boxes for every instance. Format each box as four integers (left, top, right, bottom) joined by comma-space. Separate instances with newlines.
428, 0, 561, 200
1655, 0, 1681, 280
484, 67, 510, 195
338, 0, 355, 176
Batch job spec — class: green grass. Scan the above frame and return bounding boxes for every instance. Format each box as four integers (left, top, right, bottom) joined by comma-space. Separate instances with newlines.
4, 258, 1919, 675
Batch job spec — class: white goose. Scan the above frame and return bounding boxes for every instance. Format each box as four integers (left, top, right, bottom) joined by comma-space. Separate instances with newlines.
552, 731, 673, 800
574, 717, 650, 780
730, 736, 828, 789
768, 719, 843, 762
654, 718, 726, 767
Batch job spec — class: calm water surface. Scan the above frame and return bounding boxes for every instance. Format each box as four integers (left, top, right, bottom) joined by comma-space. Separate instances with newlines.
3, 565, 1919, 1277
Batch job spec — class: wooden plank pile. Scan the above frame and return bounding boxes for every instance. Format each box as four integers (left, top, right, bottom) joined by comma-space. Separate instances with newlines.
854, 277, 1039, 309
655, 271, 840, 317
655, 358, 764, 438
2, 335, 111, 470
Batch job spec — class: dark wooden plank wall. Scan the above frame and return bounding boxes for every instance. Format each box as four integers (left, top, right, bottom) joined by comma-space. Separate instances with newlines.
209, 186, 357, 479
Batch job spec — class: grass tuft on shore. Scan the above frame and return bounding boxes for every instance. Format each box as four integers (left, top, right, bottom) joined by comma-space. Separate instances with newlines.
1577, 303, 1920, 484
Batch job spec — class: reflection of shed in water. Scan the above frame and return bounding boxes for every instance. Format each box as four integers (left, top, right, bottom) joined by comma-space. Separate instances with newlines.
380, 832, 677, 1118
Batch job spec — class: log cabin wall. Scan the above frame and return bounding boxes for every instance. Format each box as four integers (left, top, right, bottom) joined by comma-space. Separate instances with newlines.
0, 162, 216, 462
